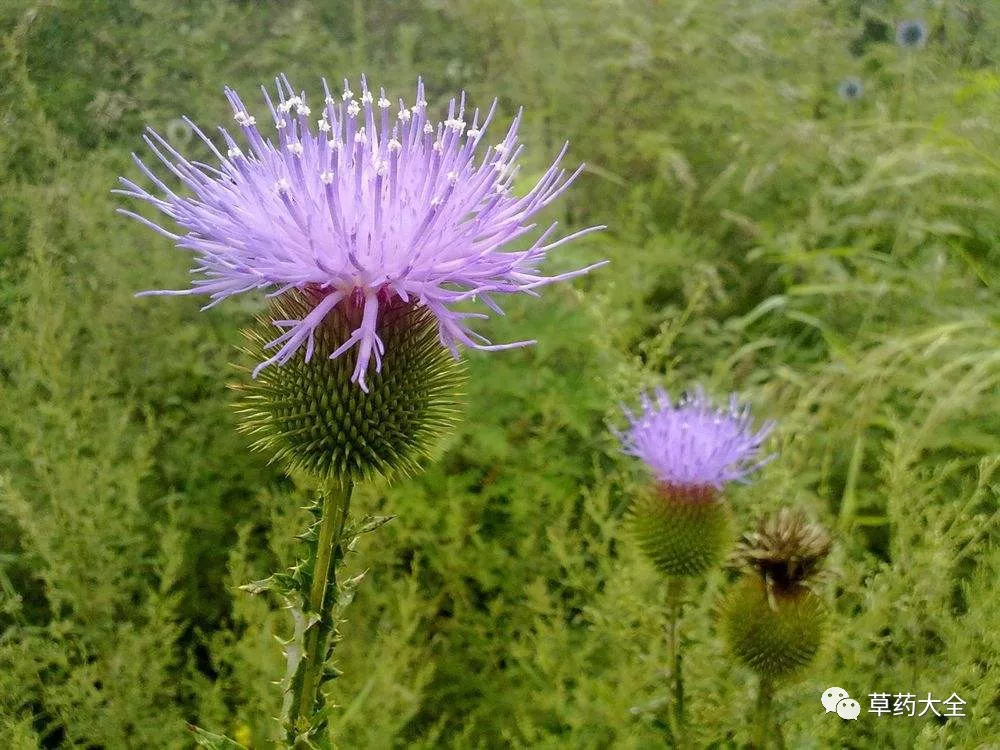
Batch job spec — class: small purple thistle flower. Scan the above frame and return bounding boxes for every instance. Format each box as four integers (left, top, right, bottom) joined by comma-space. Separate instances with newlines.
116, 75, 605, 390
615, 387, 774, 494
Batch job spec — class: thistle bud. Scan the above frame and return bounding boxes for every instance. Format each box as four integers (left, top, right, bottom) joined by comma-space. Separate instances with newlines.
233, 289, 464, 480
722, 508, 831, 678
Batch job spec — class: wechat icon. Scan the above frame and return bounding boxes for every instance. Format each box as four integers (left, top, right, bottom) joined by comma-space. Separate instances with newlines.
822, 687, 860, 720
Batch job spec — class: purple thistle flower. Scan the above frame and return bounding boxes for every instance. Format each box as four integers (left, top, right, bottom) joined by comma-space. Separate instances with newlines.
615, 387, 774, 495
116, 75, 605, 390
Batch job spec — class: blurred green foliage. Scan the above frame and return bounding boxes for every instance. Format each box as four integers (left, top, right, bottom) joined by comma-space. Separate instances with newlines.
2, 0, 999, 747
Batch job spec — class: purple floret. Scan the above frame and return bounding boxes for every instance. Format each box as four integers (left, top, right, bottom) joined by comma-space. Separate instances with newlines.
615, 387, 774, 490
117, 75, 605, 390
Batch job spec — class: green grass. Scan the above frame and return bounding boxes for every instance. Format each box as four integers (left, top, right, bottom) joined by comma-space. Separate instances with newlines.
1, 0, 999, 747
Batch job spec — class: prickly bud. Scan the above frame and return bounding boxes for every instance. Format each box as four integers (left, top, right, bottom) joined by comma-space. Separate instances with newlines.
629, 484, 733, 577
721, 574, 826, 678
233, 290, 464, 481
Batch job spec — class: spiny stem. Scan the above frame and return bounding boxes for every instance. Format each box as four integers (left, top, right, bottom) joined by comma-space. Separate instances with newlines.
289, 477, 353, 746
753, 676, 774, 750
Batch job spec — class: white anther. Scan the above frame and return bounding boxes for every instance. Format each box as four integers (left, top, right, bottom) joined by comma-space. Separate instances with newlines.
275, 178, 291, 192
342, 86, 353, 100
466, 128, 481, 139
297, 104, 311, 117
361, 90, 373, 104
447, 170, 459, 184
318, 118, 331, 133
275, 118, 288, 129
398, 108, 412, 123
445, 118, 465, 133
423, 122, 434, 135
346, 100, 361, 118
355, 127, 368, 145
433, 140, 443, 153
378, 96, 391, 109
320, 170, 334, 184
227, 147, 242, 158
388, 138, 402, 153
234, 111, 255, 126
287, 142, 304, 156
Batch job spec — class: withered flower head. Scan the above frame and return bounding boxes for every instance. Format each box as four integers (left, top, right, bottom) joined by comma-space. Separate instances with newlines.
734, 507, 831, 596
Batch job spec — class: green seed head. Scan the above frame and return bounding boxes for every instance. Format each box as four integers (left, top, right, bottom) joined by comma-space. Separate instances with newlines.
629, 484, 733, 577
722, 508, 832, 678
233, 290, 464, 482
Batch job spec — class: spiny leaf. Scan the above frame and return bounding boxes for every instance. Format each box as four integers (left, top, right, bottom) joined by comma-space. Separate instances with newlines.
352, 514, 396, 535
187, 725, 247, 750
239, 572, 297, 595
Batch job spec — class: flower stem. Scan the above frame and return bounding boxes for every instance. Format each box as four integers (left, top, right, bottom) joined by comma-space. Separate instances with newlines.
666, 576, 686, 746
289, 477, 353, 746
753, 676, 774, 749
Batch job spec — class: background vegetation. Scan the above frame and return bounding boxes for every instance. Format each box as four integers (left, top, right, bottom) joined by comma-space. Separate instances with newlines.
2, 0, 999, 747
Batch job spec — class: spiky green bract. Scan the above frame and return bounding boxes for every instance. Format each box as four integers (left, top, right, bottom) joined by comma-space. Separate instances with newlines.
629, 484, 733, 577
722, 575, 826, 679
233, 290, 464, 482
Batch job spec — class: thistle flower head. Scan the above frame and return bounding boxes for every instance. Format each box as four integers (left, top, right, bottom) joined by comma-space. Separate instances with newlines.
117, 75, 605, 391
615, 387, 774, 497
733, 507, 832, 596
896, 19, 928, 49
838, 77, 864, 102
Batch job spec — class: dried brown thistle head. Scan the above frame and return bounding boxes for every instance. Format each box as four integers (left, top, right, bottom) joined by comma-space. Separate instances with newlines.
733, 507, 831, 597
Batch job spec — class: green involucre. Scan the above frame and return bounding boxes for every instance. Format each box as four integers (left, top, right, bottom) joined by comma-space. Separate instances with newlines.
629, 491, 733, 577
233, 292, 464, 481
721, 575, 826, 679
